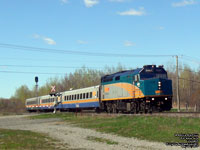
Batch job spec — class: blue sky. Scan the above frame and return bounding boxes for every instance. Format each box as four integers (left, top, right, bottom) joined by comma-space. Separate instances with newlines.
0, 0, 200, 98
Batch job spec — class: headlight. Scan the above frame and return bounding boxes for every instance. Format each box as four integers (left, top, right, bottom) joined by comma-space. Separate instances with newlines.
158, 81, 161, 86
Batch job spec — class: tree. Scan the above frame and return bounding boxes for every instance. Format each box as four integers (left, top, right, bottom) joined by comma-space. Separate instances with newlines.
12, 85, 32, 103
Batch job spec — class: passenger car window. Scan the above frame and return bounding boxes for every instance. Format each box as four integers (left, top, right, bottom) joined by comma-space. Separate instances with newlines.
80, 93, 82, 99
86, 93, 89, 98
83, 93, 85, 99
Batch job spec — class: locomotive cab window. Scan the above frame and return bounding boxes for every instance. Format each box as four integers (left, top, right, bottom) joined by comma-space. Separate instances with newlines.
135, 75, 139, 82
140, 66, 168, 80
115, 76, 120, 80
156, 74, 167, 79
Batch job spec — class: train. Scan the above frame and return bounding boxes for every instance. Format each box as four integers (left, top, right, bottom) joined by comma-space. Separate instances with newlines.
26, 65, 173, 113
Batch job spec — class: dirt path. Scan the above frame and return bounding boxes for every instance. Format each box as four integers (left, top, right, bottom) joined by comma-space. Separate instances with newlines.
0, 115, 196, 150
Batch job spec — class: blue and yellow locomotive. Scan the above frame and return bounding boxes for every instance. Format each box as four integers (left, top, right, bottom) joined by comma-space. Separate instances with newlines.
26, 65, 172, 113
100, 65, 172, 113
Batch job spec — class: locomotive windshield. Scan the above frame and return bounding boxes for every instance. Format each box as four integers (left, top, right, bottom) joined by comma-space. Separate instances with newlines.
140, 65, 168, 80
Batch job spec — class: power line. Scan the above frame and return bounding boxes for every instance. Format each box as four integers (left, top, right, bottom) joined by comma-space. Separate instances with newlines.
2, 69, 200, 85
0, 64, 103, 69
180, 55, 200, 65
0, 43, 175, 58
179, 78, 200, 84
0, 71, 66, 75
179, 68, 200, 74
0, 57, 120, 64
170, 76, 200, 84
0, 70, 106, 76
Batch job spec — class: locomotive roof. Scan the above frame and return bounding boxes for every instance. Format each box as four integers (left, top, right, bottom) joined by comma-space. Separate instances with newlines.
101, 68, 142, 79
101, 65, 166, 81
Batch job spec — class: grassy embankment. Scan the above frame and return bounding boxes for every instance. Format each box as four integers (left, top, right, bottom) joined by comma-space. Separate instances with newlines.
169, 108, 198, 112
31, 113, 200, 144
0, 128, 68, 150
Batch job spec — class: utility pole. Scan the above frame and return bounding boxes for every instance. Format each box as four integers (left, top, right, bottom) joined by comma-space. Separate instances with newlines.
176, 56, 180, 112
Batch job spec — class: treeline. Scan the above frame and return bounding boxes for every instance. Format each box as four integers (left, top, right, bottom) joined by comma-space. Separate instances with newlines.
1, 63, 200, 113
6, 64, 126, 104
0, 98, 25, 114
167, 64, 200, 108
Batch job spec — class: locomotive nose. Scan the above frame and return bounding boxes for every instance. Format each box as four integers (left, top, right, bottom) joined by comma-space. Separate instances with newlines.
155, 80, 163, 95
158, 81, 162, 90
155, 78, 172, 96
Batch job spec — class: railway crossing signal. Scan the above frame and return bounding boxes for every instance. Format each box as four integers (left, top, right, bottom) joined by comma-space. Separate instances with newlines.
51, 85, 56, 93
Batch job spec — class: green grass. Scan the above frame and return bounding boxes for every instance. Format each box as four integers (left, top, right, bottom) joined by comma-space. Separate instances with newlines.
30, 113, 200, 144
86, 136, 118, 145
169, 108, 197, 112
0, 128, 67, 150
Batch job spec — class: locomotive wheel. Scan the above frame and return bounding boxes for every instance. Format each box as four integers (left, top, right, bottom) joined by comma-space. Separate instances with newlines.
147, 103, 153, 114
140, 101, 146, 114
106, 103, 113, 113
112, 104, 118, 113
132, 102, 138, 114
95, 107, 101, 113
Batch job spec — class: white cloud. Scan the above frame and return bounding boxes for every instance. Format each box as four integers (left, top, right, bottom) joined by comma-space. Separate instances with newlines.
158, 26, 165, 30
43, 37, 56, 45
118, 8, 146, 16
124, 41, 135, 47
33, 34, 40, 39
172, 0, 197, 7
109, 0, 129, 2
33, 34, 56, 45
77, 40, 88, 45
84, 0, 99, 7
61, 0, 68, 3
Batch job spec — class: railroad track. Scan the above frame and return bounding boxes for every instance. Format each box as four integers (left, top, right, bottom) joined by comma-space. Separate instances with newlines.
24, 110, 200, 118
69, 110, 200, 118
149, 111, 200, 118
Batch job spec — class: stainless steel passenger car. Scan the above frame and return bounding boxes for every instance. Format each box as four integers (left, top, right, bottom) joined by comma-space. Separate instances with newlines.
25, 85, 100, 112
58, 85, 100, 110
26, 97, 39, 112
